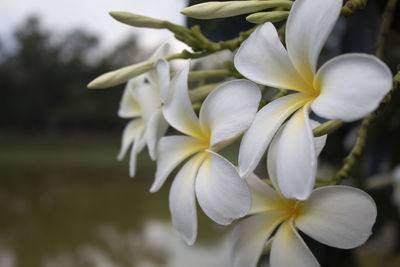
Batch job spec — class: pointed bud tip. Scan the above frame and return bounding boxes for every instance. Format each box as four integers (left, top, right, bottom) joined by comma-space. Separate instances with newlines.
109, 11, 122, 20
180, 8, 189, 16
108, 11, 165, 29
87, 79, 103, 89
87, 80, 96, 89
109, 11, 127, 20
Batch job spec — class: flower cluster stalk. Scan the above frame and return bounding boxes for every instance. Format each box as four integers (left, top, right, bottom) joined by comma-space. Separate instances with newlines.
376, 0, 398, 60
341, 0, 368, 16
330, 70, 400, 184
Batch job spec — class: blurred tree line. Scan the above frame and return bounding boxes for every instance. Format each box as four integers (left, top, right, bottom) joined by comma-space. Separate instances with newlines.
0, 16, 147, 132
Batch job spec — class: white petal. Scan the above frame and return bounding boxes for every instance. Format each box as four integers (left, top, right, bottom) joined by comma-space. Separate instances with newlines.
234, 22, 313, 93
238, 93, 312, 177
117, 119, 145, 160
118, 79, 142, 118
147, 43, 170, 89
267, 119, 326, 193
312, 53, 393, 122
245, 173, 284, 214
310, 120, 327, 156
129, 131, 146, 177
276, 104, 316, 200
135, 82, 161, 123
151, 136, 208, 192
270, 221, 320, 267
128, 144, 139, 177
199, 80, 261, 147
149, 42, 170, 61
286, 0, 342, 84
295, 185, 377, 249
169, 152, 208, 245
195, 151, 251, 225
155, 59, 170, 104
163, 60, 204, 139
232, 211, 286, 267
144, 108, 169, 160
266, 124, 284, 190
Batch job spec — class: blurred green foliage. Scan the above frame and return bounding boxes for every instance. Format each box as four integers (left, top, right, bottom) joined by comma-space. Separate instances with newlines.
0, 133, 228, 266
0, 16, 146, 132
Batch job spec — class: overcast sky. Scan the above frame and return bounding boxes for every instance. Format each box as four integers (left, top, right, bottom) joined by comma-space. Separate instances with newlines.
0, 0, 188, 53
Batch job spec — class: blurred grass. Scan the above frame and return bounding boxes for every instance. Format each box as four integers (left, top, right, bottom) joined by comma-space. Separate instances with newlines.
0, 132, 227, 267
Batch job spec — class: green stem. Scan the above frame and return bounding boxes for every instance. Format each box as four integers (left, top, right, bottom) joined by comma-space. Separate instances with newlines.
166, 16, 257, 53
271, 89, 289, 101
188, 69, 231, 82
189, 82, 224, 101
192, 102, 202, 112
322, 0, 399, 184
341, 0, 367, 16
313, 120, 344, 137
164, 53, 184, 61
330, 71, 400, 184
376, 0, 398, 60
316, 177, 334, 186
218, 27, 257, 51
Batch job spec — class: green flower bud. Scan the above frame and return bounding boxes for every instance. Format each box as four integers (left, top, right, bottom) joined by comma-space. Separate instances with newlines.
246, 11, 289, 24
181, 0, 293, 19
109, 11, 165, 29
87, 60, 155, 89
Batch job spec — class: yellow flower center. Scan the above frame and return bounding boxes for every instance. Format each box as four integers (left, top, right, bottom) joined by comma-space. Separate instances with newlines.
309, 89, 320, 99
281, 199, 302, 220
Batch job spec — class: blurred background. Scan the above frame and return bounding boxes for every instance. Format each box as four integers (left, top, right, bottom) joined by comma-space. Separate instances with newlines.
0, 0, 400, 266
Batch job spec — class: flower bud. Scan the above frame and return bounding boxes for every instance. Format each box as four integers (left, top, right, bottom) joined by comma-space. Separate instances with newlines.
109, 11, 165, 29
87, 60, 154, 89
246, 11, 289, 24
181, 0, 293, 19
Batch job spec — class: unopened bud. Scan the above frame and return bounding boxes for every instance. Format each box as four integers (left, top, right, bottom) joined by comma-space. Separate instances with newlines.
109, 11, 165, 29
181, 0, 293, 19
88, 60, 155, 89
246, 11, 289, 24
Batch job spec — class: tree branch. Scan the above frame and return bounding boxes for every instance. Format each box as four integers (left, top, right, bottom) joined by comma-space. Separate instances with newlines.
376, 0, 398, 60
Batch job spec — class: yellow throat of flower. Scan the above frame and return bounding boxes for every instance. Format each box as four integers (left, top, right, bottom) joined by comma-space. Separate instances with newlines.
281, 199, 302, 220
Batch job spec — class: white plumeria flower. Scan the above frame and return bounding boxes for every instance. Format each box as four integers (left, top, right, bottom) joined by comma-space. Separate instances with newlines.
232, 127, 377, 267
235, 0, 393, 200
152, 60, 261, 245
117, 43, 171, 177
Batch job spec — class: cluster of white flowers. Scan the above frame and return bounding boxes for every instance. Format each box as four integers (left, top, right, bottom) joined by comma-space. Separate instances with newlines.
90, 0, 394, 266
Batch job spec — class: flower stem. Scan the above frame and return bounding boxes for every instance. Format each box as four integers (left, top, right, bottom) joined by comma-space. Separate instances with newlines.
376, 0, 398, 60
330, 70, 400, 185
189, 82, 224, 101
313, 120, 344, 137
188, 69, 231, 82
341, 0, 367, 16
